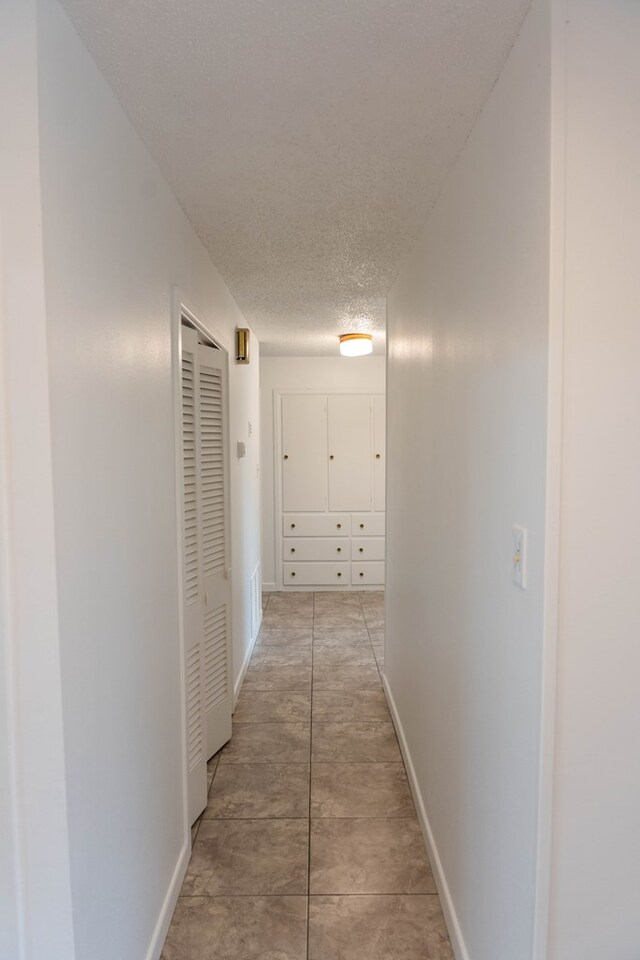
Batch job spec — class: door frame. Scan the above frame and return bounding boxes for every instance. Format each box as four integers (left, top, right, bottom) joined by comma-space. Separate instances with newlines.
171, 289, 233, 847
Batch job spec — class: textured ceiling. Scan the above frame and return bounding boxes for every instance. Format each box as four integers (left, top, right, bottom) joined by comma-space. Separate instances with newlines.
60, 0, 530, 355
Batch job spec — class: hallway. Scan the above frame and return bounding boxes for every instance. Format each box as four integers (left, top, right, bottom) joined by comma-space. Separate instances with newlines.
162, 590, 453, 959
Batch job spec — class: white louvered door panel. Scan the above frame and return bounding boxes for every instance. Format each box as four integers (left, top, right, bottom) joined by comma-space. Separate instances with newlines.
180, 325, 207, 824
197, 343, 232, 760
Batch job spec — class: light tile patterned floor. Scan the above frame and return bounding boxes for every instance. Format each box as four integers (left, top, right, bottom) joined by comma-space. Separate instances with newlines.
162, 590, 453, 960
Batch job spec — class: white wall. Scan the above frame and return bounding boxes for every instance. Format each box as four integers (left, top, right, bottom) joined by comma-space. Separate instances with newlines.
547, 2, 640, 957
385, 2, 550, 959
260, 356, 385, 587
0, 3, 75, 956
0, 3, 262, 959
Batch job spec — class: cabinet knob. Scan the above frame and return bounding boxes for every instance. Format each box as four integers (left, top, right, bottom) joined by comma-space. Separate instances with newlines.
337, 523, 342, 529
283, 454, 289, 460
376, 453, 381, 460
290, 548, 295, 553
337, 572, 342, 578
359, 523, 364, 529
329, 454, 334, 461
290, 523, 296, 528
337, 547, 342, 553
291, 571, 296, 577
359, 547, 364, 553
359, 572, 364, 578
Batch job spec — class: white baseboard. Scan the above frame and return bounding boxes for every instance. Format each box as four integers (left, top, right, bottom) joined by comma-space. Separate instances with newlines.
262, 581, 277, 592
145, 840, 190, 960
233, 618, 260, 706
382, 674, 470, 960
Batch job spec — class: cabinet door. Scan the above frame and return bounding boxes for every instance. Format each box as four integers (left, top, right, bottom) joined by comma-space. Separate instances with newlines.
282, 395, 327, 512
327, 396, 372, 511
373, 394, 386, 512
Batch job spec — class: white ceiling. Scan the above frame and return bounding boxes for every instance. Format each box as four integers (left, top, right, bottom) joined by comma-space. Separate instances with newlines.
60, 0, 530, 355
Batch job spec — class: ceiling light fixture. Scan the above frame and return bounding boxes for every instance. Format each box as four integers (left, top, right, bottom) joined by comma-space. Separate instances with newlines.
339, 333, 373, 357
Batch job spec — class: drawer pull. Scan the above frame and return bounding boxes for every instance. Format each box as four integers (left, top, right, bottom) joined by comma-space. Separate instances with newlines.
337, 523, 342, 529
290, 523, 296, 529
337, 572, 342, 578
291, 571, 296, 577
329, 454, 335, 460
284, 454, 289, 460
359, 523, 364, 529
337, 547, 342, 553
359, 572, 364, 578
376, 453, 381, 460
359, 547, 364, 553
290, 548, 295, 553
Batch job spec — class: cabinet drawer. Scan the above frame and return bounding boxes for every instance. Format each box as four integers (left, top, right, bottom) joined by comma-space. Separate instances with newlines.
284, 537, 348, 561
283, 562, 349, 586
283, 514, 350, 537
351, 513, 385, 537
351, 537, 385, 561
351, 561, 385, 585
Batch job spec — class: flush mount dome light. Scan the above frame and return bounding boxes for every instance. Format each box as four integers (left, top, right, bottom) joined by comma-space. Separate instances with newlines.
339, 333, 373, 357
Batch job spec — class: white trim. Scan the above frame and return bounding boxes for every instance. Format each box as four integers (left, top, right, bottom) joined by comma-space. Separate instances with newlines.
262, 581, 277, 592
233, 625, 259, 706
532, 3, 568, 956
382, 673, 470, 960
144, 841, 190, 960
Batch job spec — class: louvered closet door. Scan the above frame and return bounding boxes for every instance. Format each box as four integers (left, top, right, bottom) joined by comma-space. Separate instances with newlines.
180, 326, 207, 825
197, 342, 232, 763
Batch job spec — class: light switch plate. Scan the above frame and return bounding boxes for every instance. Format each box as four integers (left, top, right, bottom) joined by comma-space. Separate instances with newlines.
512, 525, 527, 589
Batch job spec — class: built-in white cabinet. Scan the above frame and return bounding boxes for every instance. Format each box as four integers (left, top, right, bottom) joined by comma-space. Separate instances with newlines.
282, 394, 328, 512
327, 396, 372, 511
373, 394, 386, 512
278, 392, 385, 589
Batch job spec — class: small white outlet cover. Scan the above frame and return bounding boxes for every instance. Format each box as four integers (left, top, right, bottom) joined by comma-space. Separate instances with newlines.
512, 525, 527, 589
237, 440, 247, 459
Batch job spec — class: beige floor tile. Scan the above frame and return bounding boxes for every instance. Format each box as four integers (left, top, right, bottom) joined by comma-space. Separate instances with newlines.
311, 763, 414, 818
221, 722, 310, 763
182, 819, 308, 896
309, 818, 435, 894
205, 762, 310, 819
249, 647, 312, 667
308, 895, 453, 960
261, 610, 314, 629
312, 690, 390, 723
313, 647, 376, 667
314, 610, 366, 628
256, 627, 313, 646
234, 690, 311, 724
368, 627, 385, 643
242, 663, 312, 691
162, 896, 307, 960
312, 626, 371, 645
312, 722, 401, 762
313, 663, 381, 691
